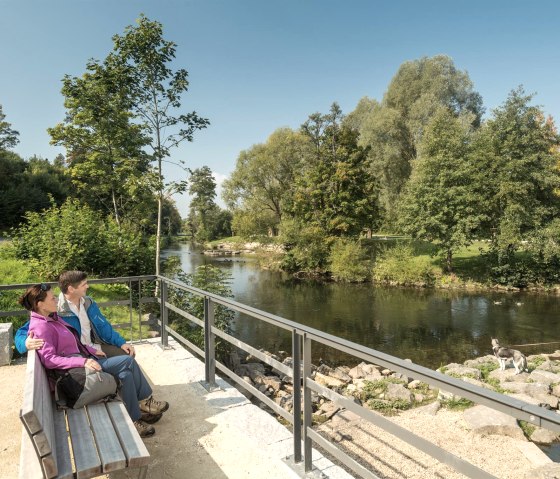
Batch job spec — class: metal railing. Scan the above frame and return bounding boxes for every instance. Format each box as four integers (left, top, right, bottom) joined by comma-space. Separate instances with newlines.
3, 276, 560, 479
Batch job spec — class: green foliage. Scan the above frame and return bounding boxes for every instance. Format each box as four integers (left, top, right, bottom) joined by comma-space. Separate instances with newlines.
441, 397, 474, 411
0, 104, 19, 150
398, 108, 484, 272
167, 265, 234, 361
328, 239, 371, 282
372, 243, 437, 286
519, 420, 536, 439
528, 356, 547, 369
11, 199, 153, 279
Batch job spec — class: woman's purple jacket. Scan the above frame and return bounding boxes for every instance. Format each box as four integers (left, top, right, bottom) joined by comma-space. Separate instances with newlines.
29, 311, 98, 371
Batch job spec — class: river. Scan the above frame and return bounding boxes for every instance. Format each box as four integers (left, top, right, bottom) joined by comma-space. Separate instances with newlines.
162, 242, 560, 369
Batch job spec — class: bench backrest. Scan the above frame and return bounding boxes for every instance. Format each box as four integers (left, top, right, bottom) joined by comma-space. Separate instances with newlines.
20, 350, 58, 478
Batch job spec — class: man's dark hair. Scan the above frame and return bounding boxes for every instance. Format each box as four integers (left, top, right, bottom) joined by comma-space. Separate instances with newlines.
59, 271, 88, 294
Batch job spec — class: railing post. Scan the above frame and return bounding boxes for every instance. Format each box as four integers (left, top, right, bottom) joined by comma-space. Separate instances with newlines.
137, 279, 143, 342
292, 330, 302, 464
302, 334, 313, 472
204, 297, 216, 386
160, 279, 168, 349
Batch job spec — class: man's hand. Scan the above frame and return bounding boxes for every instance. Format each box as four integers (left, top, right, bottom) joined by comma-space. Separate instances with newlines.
121, 343, 135, 357
94, 349, 107, 357
25, 331, 44, 351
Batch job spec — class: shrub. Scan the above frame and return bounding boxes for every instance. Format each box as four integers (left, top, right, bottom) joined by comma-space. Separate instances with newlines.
11, 199, 153, 279
372, 243, 437, 286
328, 239, 371, 282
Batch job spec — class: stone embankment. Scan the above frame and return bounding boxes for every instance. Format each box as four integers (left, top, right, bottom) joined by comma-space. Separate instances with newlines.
230, 348, 560, 478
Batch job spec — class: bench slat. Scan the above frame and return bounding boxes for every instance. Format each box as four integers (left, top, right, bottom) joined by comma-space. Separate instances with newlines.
20, 351, 43, 434
107, 401, 150, 468
67, 408, 102, 478
53, 406, 73, 479
19, 427, 44, 479
87, 403, 127, 472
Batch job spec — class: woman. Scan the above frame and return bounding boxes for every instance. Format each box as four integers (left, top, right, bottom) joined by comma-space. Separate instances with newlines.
19, 283, 168, 438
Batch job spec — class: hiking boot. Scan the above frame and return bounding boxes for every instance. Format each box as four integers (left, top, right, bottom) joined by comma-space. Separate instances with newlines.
141, 412, 163, 424
139, 396, 169, 415
133, 420, 155, 438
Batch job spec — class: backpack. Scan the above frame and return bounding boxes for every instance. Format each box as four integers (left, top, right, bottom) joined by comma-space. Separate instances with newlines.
54, 367, 118, 409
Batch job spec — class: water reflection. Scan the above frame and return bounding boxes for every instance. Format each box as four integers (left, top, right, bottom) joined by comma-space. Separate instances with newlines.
163, 243, 560, 369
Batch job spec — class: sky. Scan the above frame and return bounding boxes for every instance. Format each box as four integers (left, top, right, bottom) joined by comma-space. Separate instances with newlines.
1, 0, 560, 216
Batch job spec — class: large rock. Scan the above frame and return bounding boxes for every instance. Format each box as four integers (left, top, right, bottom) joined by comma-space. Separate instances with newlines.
509, 393, 559, 409
314, 372, 345, 388
530, 370, 560, 385
330, 367, 352, 383
489, 369, 530, 382
530, 427, 559, 445
383, 383, 413, 403
0, 323, 13, 366
524, 464, 560, 479
443, 364, 482, 380
463, 404, 526, 440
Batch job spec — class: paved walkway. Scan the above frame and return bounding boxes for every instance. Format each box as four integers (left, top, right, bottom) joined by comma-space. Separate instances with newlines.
1, 337, 352, 479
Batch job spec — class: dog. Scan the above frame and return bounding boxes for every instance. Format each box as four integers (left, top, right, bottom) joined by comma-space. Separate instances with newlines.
491, 338, 528, 374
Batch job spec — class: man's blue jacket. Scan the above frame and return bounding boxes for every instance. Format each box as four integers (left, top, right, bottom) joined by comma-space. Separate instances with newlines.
14, 294, 126, 354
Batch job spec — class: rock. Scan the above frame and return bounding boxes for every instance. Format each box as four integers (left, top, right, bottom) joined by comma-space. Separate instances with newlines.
534, 361, 560, 373
414, 393, 425, 402
0, 323, 13, 366
461, 377, 491, 389
384, 383, 413, 403
391, 372, 411, 384
530, 427, 559, 444
363, 370, 383, 380
316, 364, 332, 375
531, 370, 560, 385
317, 401, 340, 420
330, 367, 352, 383
408, 380, 423, 389
259, 375, 282, 392
443, 364, 482, 379
489, 369, 529, 382
381, 369, 392, 376
463, 404, 526, 440
509, 393, 559, 410
552, 384, 560, 398
348, 364, 365, 379
524, 463, 560, 479
314, 372, 345, 388
416, 401, 441, 416
464, 355, 497, 367
438, 389, 461, 401
546, 351, 560, 361
240, 363, 266, 381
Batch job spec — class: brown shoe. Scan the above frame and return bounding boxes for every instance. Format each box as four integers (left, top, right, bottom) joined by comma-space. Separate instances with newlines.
141, 412, 163, 424
139, 396, 169, 415
134, 420, 155, 438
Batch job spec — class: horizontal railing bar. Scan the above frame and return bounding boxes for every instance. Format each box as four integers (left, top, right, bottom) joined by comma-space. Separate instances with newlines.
0, 310, 27, 317
139, 297, 158, 304
306, 429, 382, 479
0, 276, 156, 291
97, 300, 130, 307
305, 378, 498, 479
164, 325, 205, 358
165, 302, 204, 328
210, 328, 293, 377
214, 360, 294, 424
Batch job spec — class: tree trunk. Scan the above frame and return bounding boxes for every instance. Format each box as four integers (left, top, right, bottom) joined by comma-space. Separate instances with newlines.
446, 249, 453, 273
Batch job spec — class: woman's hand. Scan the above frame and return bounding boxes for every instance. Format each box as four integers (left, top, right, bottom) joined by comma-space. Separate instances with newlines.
25, 331, 44, 351
84, 358, 102, 371
94, 349, 107, 357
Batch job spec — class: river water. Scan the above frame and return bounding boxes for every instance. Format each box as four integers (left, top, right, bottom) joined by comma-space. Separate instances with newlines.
163, 243, 560, 369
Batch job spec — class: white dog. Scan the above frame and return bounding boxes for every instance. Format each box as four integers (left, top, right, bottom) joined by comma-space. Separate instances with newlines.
491, 338, 528, 374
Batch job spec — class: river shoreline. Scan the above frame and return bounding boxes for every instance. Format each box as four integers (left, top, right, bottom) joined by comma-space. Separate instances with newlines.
205, 240, 560, 295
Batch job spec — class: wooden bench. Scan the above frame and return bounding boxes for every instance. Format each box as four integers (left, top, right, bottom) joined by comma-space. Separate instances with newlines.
19, 350, 150, 479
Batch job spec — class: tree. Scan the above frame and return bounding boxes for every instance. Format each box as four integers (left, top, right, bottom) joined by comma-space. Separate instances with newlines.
398, 108, 483, 272
112, 15, 209, 277
291, 103, 380, 237
49, 58, 151, 226
188, 166, 217, 241
223, 128, 310, 236
355, 55, 484, 227
474, 87, 560, 266
0, 104, 19, 150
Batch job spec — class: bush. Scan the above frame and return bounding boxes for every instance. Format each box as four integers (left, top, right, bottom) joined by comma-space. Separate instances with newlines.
328, 239, 371, 282
372, 243, 437, 286
11, 198, 153, 279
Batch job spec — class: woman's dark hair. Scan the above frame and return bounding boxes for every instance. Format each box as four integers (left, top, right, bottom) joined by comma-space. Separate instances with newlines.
18, 284, 51, 312
59, 270, 88, 294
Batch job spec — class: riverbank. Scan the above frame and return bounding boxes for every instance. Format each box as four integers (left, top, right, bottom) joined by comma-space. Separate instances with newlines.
206, 239, 560, 294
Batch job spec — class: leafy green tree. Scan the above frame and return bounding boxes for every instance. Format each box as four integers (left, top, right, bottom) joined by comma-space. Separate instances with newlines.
223, 128, 310, 236
292, 103, 380, 237
111, 15, 209, 277
48, 57, 151, 227
398, 108, 483, 272
475, 87, 560, 253
355, 55, 483, 226
0, 104, 19, 150
328, 239, 371, 282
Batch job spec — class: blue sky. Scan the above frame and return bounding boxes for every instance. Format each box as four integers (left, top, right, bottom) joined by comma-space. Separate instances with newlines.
1, 0, 559, 215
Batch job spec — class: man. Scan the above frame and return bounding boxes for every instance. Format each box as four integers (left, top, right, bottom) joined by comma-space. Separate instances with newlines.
15, 271, 168, 436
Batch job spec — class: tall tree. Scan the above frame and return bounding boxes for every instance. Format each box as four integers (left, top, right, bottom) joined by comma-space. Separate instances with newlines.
112, 15, 209, 277
0, 104, 19, 150
49, 58, 151, 226
474, 87, 560, 255
223, 128, 310, 236
355, 55, 484, 227
291, 103, 380, 237
398, 108, 483, 272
